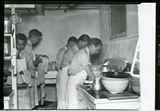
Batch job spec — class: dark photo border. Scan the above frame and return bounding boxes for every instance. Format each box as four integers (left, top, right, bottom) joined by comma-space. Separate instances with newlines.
1, 0, 159, 110
156, 3, 160, 110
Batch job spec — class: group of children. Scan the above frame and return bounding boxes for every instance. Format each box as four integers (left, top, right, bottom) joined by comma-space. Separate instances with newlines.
56, 34, 103, 109
16, 29, 46, 108
16, 30, 103, 109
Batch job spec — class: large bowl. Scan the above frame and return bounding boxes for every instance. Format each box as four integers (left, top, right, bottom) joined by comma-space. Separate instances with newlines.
101, 72, 130, 94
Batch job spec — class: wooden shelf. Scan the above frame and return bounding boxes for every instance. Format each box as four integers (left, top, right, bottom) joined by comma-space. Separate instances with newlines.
4, 6, 18, 109
4, 34, 12, 37
5, 4, 35, 9
4, 56, 12, 60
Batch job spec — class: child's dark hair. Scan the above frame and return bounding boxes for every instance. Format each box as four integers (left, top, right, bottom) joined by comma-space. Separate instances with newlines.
16, 33, 27, 44
67, 36, 78, 44
78, 34, 90, 42
29, 29, 42, 38
89, 38, 103, 47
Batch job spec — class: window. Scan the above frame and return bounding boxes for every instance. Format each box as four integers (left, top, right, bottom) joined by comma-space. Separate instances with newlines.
110, 5, 126, 39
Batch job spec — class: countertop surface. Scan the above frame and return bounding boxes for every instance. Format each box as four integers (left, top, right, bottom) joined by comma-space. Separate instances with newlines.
78, 85, 140, 104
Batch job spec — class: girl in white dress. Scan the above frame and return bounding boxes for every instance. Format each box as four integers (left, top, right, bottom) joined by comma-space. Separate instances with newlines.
56, 37, 79, 109
66, 38, 103, 109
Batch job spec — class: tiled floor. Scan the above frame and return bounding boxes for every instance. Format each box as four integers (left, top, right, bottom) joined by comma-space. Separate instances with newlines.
33, 101, 57, 110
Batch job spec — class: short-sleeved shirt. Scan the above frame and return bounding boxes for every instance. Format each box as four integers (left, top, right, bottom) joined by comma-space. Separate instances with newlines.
61, 46, 79, 68
17, 40, 35, 83
56, 46, 68, 69
69, 47, 91, 75
20, 40, 35, 71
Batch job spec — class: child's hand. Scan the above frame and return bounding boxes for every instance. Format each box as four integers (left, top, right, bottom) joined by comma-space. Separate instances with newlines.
87, 74, 94, 82
33, 55, 43, 67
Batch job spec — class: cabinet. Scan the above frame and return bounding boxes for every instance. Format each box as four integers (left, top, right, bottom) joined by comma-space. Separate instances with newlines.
4, 32, 17, 110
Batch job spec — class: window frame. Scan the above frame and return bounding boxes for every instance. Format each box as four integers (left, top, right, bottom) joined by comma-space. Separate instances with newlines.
110, 5, 127, 40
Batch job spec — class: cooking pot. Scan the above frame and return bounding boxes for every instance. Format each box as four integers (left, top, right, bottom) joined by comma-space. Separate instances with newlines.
4, 17, 12, 34
102, 72, 131, 78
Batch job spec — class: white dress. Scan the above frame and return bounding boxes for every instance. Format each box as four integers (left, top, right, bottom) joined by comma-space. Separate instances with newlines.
65, 47, 90, 109
66, 70, 87, 109
56, 46, 79, 109
20, 41, 39, 108
56, 66, 69, 109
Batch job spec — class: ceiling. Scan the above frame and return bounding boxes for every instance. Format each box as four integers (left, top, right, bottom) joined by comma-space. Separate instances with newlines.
5, 4, 105, 16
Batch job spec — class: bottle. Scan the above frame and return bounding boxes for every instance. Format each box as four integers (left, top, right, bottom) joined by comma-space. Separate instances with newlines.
93, 76, 101, 91
123, 61, 131, 72
4, 17, 9, 33
102, 61, 110, 72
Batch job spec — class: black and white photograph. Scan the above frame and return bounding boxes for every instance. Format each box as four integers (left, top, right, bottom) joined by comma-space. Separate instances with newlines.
3, 2, 158, 110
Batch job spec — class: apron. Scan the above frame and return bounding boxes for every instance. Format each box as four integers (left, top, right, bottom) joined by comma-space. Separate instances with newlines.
56, 66, 69, 109
32, 52, 39, 107
66, 70, 88, 109
29, 70, 38, 108
19, 40, 38, 108
25, 50, 38, 108
16, 58, 28, 84
65, 47, 90, 109
56, 46, 79, 109
37, 56, 49, 105
16, 58, 35, 108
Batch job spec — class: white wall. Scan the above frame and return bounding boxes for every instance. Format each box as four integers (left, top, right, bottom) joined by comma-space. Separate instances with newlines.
17, 9, 100, 61
138, 3, 155, 111
17, 5, 138, 63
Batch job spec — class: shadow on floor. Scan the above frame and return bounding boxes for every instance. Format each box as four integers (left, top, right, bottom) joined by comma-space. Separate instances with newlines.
33, 101, 57, 110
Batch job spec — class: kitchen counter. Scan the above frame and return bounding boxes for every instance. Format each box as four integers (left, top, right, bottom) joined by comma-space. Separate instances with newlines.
77, 85, 140, 109
45, 71, 57, 84
44, 71, 57, 102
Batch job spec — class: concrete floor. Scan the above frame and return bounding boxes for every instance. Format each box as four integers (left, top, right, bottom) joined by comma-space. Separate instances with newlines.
33, 101, 57, 110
